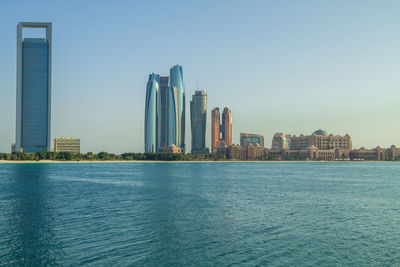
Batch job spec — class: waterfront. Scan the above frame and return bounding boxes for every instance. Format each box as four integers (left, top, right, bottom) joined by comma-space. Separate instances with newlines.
0, 162, 400, 265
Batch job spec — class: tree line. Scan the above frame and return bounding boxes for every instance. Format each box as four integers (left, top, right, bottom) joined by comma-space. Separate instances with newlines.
0, 152, 227, 161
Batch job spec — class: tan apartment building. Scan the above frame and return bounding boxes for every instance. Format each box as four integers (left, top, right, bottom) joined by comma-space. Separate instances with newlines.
54, 137, 80, 154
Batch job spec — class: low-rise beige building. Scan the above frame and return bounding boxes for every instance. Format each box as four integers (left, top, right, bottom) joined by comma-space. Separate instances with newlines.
350, 146, 400, 161
162, 145, 182, 154
54, 137, 80, 154
217, 144, 265, 160
217, 144, 400, 161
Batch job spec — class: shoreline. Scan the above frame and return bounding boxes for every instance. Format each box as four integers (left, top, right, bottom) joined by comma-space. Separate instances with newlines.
0, 160, 395, 164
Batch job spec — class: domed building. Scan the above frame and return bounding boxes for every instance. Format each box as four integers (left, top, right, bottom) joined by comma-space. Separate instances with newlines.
289, 129, 352, 150
312, 129, 328, 136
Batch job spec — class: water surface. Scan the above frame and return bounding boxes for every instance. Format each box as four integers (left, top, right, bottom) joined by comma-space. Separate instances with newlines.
0, 162, 399, 266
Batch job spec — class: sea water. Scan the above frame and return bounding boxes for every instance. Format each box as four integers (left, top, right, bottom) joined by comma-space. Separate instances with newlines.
0, 162, 399, 266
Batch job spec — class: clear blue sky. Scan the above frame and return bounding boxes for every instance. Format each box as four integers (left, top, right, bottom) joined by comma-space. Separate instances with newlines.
1, 0, 399, 153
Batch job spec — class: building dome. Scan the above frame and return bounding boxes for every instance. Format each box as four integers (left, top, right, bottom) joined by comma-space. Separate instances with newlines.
391, 145, 396, 149
313, 129, 328, 136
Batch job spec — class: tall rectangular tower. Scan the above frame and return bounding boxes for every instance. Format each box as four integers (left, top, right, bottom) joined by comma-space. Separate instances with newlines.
16, 22, 52, 153
222, 107, 232, 148
158, 76, 169, 151
190, 90, 208, 154
211, 108, 220, 153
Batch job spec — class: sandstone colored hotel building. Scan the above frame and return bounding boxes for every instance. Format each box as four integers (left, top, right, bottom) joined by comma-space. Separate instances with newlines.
217, 129, 399, 161
211, 107, 232, 153
218, 144, 400, 161
289, 129, 352, 150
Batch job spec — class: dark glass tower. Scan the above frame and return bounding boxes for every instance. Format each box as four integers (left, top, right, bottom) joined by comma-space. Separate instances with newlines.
16, 22, 52, 153
158, 76, 169, 150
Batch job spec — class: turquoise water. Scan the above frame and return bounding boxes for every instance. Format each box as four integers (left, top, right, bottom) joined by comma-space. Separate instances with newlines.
0, 162, 399, 266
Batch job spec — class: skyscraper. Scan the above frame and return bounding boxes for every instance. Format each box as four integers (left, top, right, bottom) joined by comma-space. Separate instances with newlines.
144, 65, 185, 153
211, 107, 232, 153
166, 85, 179, 147
158, 76, 169, 150
222, 107, 232, 148
16, 22, 52, 153
144, 74, 160, 152
211, 108, 220, 153
167, 64, 185, 151
190, 90, 208, 154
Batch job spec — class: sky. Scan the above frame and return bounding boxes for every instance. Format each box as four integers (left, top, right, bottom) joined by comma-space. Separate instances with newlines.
0, 0, 399, 153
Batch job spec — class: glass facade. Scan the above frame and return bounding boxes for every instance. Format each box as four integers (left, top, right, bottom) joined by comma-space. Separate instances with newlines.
169, 65, 185, 151
167, 86, 179, 146
158, 76, 169, 150
144, 65, 185, 153
240, 135, 264, 147
190, 90, 208, 153
145, 74, 160, 153
20, 38, 49, 152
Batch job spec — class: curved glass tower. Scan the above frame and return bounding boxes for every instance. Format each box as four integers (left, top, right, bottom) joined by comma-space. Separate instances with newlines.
144, 65, 185, 153
168, 65, 185, 151
144, 74, 160, 153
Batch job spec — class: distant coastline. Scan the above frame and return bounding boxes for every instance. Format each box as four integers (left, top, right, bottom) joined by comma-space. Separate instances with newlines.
1, 151, 399, 163
0, 160, 397, 164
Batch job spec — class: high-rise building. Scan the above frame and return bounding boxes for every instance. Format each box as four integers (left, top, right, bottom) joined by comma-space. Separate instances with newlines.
54, 137, 80, 154
240, 133, 264, 147
144, 65, 185, 153
211, 107, 232, 153
144, 74, 160, 152
190, 90, 208, 154
16, 22, 52, 153
158, 76, 169, 150
211, 108, 220, 153
166, 85, 179, 147
168, 64, 185, 152
222, 107, 232, 147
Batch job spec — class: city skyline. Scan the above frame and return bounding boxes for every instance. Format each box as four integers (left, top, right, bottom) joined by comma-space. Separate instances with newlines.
1, 1, 400, 153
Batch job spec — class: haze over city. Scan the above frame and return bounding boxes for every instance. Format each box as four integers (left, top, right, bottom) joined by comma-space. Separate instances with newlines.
1, 0, 399, 153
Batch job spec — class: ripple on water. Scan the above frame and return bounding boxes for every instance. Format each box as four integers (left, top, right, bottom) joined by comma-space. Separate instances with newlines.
0, 162, 399, 266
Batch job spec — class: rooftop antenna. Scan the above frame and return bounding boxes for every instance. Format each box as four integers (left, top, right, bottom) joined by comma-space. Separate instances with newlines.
197, 80, 199, 91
